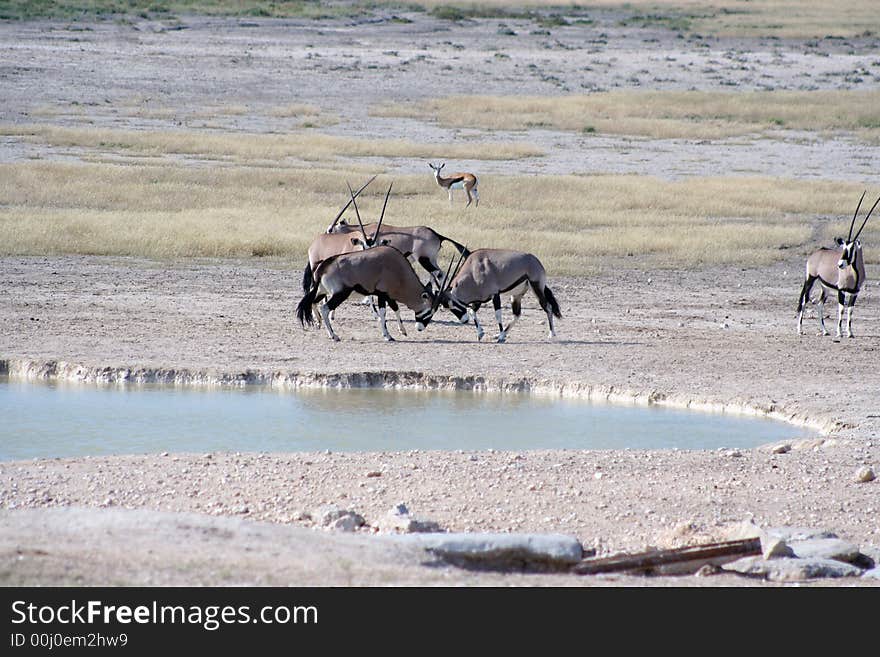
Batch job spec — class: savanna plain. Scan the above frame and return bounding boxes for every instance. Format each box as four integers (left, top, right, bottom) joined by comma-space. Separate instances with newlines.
1, 0, 879, 586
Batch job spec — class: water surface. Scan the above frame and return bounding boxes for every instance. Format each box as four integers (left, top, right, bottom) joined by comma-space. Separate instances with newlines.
0, 377, 805, 460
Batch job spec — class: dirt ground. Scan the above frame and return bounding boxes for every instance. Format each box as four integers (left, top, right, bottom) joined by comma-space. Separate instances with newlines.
1, 11, 879, 586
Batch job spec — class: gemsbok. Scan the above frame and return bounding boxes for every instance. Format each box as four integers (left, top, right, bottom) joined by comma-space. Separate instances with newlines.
329, 219, 469, 287
797, 191, 876, 338
438, 249, 561, 343
296, 245, 459, 342
428, 162, 479, 207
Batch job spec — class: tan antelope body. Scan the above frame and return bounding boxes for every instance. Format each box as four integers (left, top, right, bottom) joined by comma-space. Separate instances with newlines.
440, 248, 561, 343
330, 220, 469, 285
429, 162, 479, 207
296, 245, 439, 342
797, 192, 876, 338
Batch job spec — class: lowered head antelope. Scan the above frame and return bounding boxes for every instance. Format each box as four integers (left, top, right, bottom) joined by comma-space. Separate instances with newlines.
438, 248, 561, 343
330, 219, 469, 288
797, 191, 877, 338
296, 245, 460, 342
428, 162, 479, 207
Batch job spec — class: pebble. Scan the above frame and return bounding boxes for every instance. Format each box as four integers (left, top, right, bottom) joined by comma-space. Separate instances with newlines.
855, 466, 875, 483
772, 444, 791, 454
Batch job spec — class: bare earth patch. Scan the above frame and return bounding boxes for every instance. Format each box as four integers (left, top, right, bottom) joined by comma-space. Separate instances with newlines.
1, 256, 878, 586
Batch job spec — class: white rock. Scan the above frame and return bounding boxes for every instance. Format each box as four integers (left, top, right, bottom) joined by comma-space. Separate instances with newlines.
855, 466, 875, 483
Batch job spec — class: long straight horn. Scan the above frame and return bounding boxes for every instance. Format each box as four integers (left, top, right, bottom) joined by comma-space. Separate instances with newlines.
434, 247, 467, 311
431, 250, 460, 311
848, 190, 866, 241
327, 174, 376, 233
346, 181, 370, 246
373, 182, 392, 244
853, 194, 880, 241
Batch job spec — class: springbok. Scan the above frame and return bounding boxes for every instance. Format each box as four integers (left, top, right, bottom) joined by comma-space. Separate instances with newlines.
797, 191, 876, 338
428, 162, 479, 207
296, 245, 459, 342
438, 248, 561, 343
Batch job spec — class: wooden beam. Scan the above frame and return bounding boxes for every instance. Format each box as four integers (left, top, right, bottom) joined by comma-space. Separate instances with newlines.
572, 537, 761, 576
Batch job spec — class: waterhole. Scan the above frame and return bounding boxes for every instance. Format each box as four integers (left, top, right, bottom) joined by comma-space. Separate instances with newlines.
0, 377, 808, 460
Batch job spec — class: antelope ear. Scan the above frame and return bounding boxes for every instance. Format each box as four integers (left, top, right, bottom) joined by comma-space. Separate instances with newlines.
380, 238, 391, 246
835, 237, 845, 245
855, 239, 861, 247
421, 292, 430, 300
350, 237, 361, 246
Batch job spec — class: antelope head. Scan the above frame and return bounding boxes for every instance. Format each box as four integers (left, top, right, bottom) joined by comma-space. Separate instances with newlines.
418, 248, 467, 331
427, 162, 446, 177
836, 191, 878, 269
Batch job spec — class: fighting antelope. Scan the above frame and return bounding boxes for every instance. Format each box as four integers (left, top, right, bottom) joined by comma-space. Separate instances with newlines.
303, 181, 409, 332
428, 162, 479, 207
797, 191, 877, 338
438, 249, 561, 343
296, 245, 460, 342
329, 219, 469, 288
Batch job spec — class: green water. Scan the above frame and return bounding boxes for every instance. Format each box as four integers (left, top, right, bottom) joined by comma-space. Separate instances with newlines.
0, 377, 805, 460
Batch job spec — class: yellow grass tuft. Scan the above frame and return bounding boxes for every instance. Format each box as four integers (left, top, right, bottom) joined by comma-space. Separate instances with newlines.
1, 162, 870, 273
373, 90, 880, 142
1, 124, 544, 163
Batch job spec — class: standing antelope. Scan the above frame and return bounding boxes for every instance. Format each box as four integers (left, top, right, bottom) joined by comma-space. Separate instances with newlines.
438, 249, 561, 343
797, 191, 876, 338
296, 245, 454, 342
428, 162, 479, 207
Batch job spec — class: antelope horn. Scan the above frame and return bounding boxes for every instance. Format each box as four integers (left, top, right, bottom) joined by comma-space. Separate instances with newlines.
346, 181, 370, 247
433, 247, 467, 312
848, 190, 866, 242
373, 182, 392, 245
853, 194, 880, 242
327, 175, 376, 233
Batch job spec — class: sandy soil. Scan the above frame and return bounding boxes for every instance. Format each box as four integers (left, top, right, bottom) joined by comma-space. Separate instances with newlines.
1, 256, 879, 586
1, 12, 879, 586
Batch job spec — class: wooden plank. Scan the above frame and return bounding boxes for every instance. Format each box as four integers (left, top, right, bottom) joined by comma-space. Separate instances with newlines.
572, 537, 761, 575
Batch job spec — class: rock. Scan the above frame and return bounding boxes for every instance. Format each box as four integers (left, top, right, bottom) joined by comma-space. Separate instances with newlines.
313, 504, 364, 531
391, 533, 585, 571
375, 504, 442, 534
328, 514, 363, 532
762, 526, 837, 542
788, 538, 861, 564
855, 466, 875, 483
761, 536, 794, 559
861, 568, 880, 580
771, 444, 791, 454
723, 556, 863, 581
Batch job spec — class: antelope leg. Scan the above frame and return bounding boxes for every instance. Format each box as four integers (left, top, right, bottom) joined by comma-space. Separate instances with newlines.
469, 306, 484, 341
375, 294, 394, 342
388, 298, 407, 336
493, 294, 507, 343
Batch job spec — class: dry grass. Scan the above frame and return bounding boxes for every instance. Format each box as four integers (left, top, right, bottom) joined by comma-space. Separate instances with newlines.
1, 124, 543, 163
373, 90, 880, 142
409, 1, 879, 38
2, 161, 871, 273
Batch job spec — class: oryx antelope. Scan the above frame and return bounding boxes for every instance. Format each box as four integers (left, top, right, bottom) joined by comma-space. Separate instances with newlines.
302, 179, 413, 333
428, 162, 479, 207
296, 245, 451, 342
329, 219, 469, 287
438, 249, 561, 343
797, 191, 877, 338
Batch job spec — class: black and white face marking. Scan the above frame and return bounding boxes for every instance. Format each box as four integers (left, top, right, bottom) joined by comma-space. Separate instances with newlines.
415, 307, 435, 331
836, 239, 858, 269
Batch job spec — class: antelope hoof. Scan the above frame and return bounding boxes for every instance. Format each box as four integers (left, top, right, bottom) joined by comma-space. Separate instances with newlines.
399, 328, 408, 337
819, 330, 829, 336
476, 332, 484, 342
497, 334, 507, 344
384, 335, 396, 342
330, 335, 341, 342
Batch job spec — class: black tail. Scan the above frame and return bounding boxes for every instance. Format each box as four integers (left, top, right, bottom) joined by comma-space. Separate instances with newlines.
532, 282, 562, 319
797, 276, 815, 315
296, 285, 317, 327
302, 263, 313, 294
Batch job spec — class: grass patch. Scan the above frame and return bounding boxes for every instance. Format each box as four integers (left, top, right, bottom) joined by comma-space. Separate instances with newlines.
1, 124, 544, 162
0, 161, 869, 272
373, 90, 880, 142
0, 1, 875, 38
